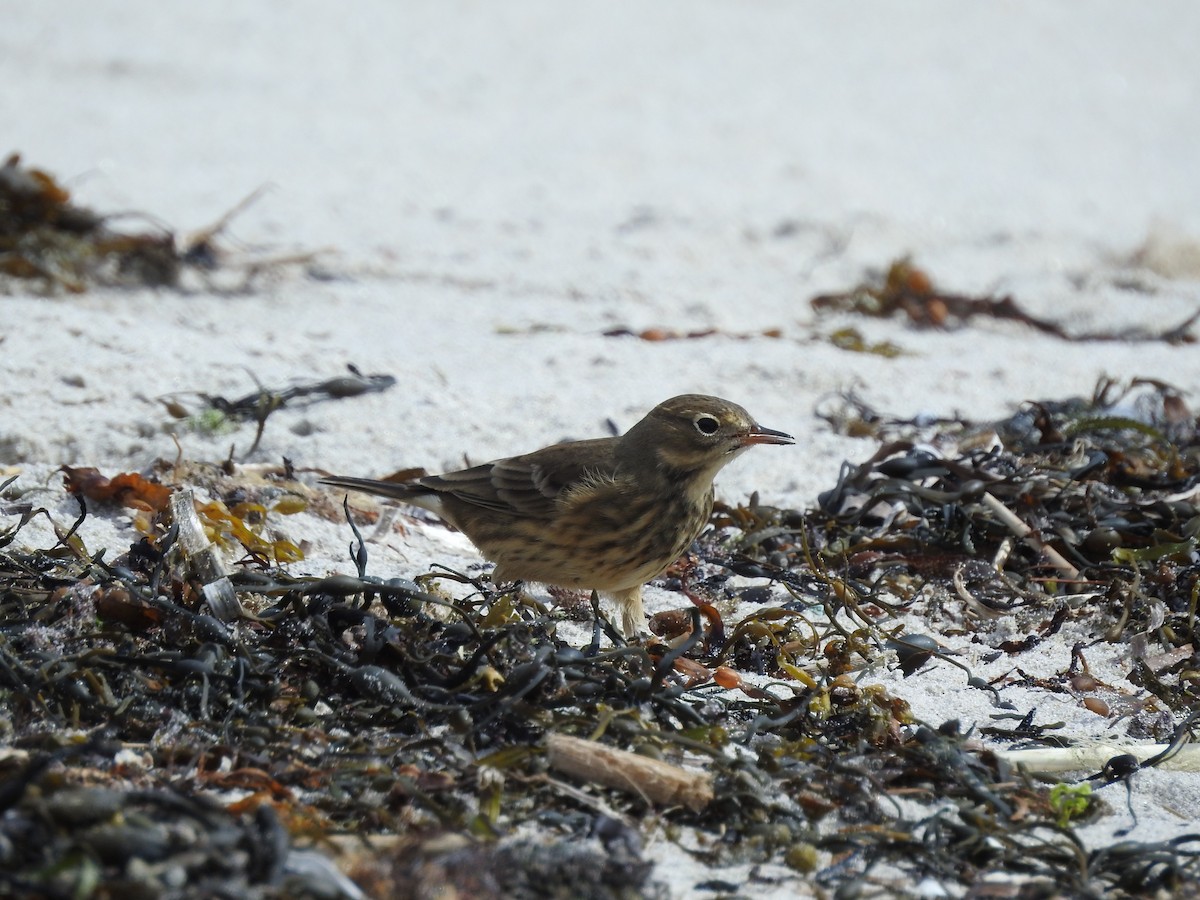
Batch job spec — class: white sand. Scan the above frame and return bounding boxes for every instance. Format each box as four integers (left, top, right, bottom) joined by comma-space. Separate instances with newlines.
4, 2, 1200, 896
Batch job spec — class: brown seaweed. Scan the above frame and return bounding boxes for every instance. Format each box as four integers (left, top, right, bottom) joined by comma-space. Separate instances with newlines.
0, 153, 316, 294
2, 377, 1200, 896
812, 257, 1200, 343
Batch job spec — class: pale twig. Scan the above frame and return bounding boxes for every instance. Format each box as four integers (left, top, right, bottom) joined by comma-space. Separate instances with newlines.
980, 491, 1080, 580
545, 733, 713, 812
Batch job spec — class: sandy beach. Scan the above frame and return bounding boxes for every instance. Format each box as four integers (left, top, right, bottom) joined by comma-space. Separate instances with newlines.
4, 3, 1200, 896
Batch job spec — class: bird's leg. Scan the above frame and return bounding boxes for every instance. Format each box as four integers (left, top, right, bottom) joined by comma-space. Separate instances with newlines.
611, 586, 646, 639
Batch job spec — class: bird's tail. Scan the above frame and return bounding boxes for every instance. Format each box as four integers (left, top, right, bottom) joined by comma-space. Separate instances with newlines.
319, 475, 427, 502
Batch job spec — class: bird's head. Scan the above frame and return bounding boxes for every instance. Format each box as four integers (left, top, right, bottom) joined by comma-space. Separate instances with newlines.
620, 394, 793, 479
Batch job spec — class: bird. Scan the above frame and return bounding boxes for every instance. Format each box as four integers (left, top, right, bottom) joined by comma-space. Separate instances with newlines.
321, 394, 793, 637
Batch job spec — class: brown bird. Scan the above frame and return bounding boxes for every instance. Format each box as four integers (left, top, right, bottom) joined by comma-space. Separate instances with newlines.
321, 394, 793, 636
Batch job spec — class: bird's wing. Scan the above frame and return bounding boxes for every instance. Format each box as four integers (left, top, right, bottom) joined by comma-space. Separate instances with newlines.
423, 437, 619, 519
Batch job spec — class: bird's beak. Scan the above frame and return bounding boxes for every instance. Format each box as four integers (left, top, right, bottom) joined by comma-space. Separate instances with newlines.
739, 425, 794, 446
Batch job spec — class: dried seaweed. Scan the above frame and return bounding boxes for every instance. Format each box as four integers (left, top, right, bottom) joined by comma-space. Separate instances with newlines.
602, 326, 783, 342
3, 377, 1200, 896
812, 257, 1200, 343
0, 153, 315, 294
61, 465, 173, 513
159, 365, 397, 458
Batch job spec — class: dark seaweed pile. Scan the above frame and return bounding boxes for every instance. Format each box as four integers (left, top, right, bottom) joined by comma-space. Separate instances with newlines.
2, 380, 1199, 899
0, 153, 307, 294
0, 153, 186, 292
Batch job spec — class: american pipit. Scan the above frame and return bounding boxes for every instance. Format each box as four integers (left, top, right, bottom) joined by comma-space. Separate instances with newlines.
322, 394, 792, 636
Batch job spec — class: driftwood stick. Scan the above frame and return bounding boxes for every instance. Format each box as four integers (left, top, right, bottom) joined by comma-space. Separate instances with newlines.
981, 491, 1081, 580
545, 733, 713, 812
997, 743, 1200, 775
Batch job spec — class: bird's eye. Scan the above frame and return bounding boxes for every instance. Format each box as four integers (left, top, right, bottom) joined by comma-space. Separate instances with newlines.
694, 414, 720, 435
